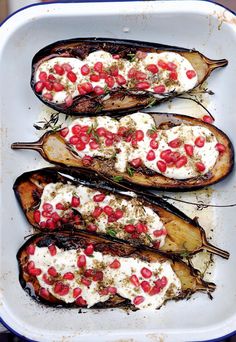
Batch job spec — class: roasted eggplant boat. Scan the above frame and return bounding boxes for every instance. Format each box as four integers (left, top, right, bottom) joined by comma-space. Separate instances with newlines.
12, 112, 234, 190
17, 232, 216, 309
13, 167, 229, 259
31, 38, 228, 115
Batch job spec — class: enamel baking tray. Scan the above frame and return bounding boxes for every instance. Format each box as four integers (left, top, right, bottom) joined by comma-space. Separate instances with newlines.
0, 1, 236, 341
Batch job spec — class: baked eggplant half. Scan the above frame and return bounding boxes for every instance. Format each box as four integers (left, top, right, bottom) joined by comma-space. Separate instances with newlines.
13, 167, 229, 259
17, 232, 216, 309
12, 112, 234, 190
31, 38, 228, 116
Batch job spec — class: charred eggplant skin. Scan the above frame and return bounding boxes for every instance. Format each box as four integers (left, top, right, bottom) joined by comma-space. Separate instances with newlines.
13, 167, 230, 258
17, 232, 215, 308
31, 37, 228, 116
12, 113, 234, 191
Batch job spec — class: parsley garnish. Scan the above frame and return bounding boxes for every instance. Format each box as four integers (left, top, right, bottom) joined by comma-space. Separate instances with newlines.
127, 167, 134, 177
107, 229, 117, 237
112, 176, 123, 182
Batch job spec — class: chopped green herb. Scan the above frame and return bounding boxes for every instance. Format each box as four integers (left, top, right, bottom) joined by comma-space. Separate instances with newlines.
127, 53, 136, 62
95, 104, 103, 113
180, 251, 190, 258
67, 145, 79, 156
146, 234, 153, 243
107, 229, 117, 237
127, 167, 134, 177
33, 112, 62, 131
147, 98, 157, 108
112, 175, 123, 182
151, 124, 158, 132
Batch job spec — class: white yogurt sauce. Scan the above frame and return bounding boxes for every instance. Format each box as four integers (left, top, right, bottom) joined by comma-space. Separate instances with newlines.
35, 50, 198, 104
29, 246, 181, 309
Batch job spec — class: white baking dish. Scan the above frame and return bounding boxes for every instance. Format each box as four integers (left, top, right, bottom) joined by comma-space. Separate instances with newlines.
0, 1, 236, 341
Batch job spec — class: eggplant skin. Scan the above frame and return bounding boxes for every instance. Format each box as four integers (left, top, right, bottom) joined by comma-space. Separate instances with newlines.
17, 232, 215, 308
11, 113, 234, 191
13, 167, 230, 259
31, 38, 228, 116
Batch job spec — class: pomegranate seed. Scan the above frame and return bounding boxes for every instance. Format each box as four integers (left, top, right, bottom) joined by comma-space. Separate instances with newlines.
71, 196, 80, 207
48, 244, 57, 256
43, 93, 53, 101
108, 65, 118, 77
141, 267, 152, 279
55, 203, 65, 211
48, 266, 57, 277
149, 285, 161, 296
60, 127, 69, 137
133, 296, 144, 306
81, 64, 90, 76
147, 130, 158, 139
161, 276, 168, 287
131, 139, 138, 148
75, 140, 86, 152
82, 155, 93, 166
99, 288, 109, 296
168, 138, 181, 148
67, 71, 77, 83
28, 268, 42, 276
90, 74, 100, 82
87, 223, 98, 232
153, 229, 163, 237
136, 223, 148, 233
136, 51, 147, 59
78, 85, 87, 95
54, 282, 69, 295
63, 272, 75, 280
84, 244, 94, 256
124, 134, 132, 142
34, 210, 41, 223
154, 85, 166, 93
169, 71, 178, 80
176, 156, 188, 168
109, 259, 121, 269
135, 71, 147, 81
51, 212, 60, 222
35, 81, 45, 93
71, 124, 81, 135
54, 64, 65, 75
135, 130, 144, 141
81, 277, 91, 287
61, 63, 72, 72
203, 115, 214, 124
108, 214, 117, 223
82, 82, 93, 93
39, 71, 48, 82
124, 224, 136, 233
65, 94, 73, 107
128, 68, 137, 78
114, 209, 123, 219
26, 244, 35, 256
46, 219, 56, 230
147, 64, 159, 74
89, 141, 99, 150
141, 281, 151, 293
48, 74, 56, 82
167, 62, 177, 71
136, 81, 150, 90
113, 54, 120, 59
99, 71, 108, 79
108, 286, 117, 294
27, 261, 35, 270
195, 136, 205, 148
94, 62, 103, 73
105, 138, 113, 147
39, 222, 46, 229
157, 160, 167, 172
40, 288, 50, 299
186, 70, 196, 79
158, 59, 168, 69
43, 203, 53, 213
76, 296, 87, 306
92, 206, 103, 218
130, 158, 142, 168
42, 211, 52, 218
53, 82, 64, 92
150, 139, 159, 149
73, 287, 82, 298
103, 206, 113, 216
96, 127, 106, 137
146, 150, 156, 161
160, 149, 173, 163
196, 162, 206, 172
77, 255, 86, 268
80, 133, 90, 144
116, 74, 126, 85
105, 131, 114, 139
153, 240, 160, 249
215, 143, 226, 153
44, 81, 53, 91
184, 144, 194, 156
94, 86, 105, 95
105, 76, 115, 88
93, 193, 106, 202
130, 275, 140, 287
93, 271, 104, 282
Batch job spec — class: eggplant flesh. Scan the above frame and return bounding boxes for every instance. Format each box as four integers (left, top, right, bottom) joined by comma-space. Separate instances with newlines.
31, 38, 228, 116
11, 113, 234, 191
13, 167, 229, 259
17, 232, 216, 309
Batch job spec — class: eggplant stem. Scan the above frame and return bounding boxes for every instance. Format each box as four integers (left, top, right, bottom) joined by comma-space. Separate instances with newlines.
207, 58, 228, 70
11, 141, 42, 150
203, 242, 229, 259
